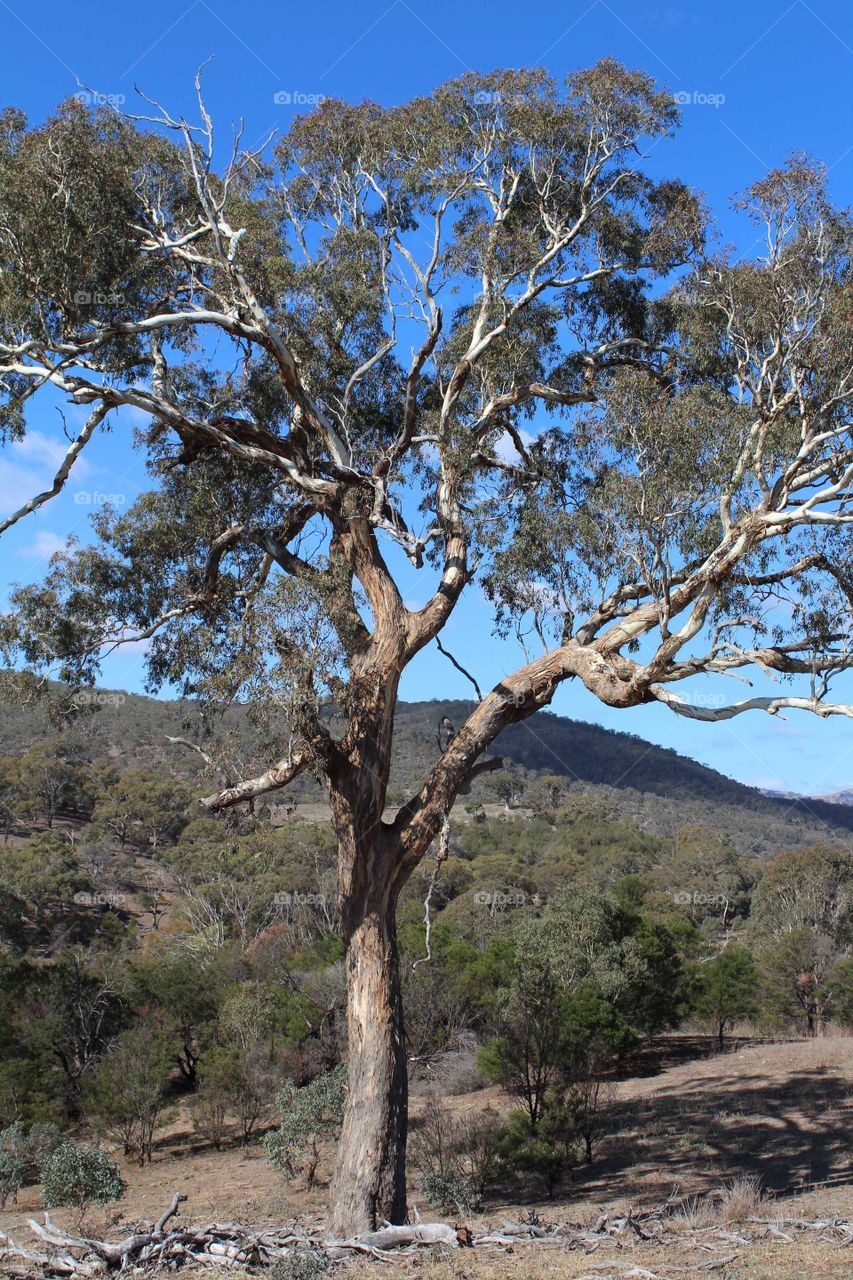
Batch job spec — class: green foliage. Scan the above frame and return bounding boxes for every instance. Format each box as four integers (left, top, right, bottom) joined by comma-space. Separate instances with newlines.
192, 1046, 239, 1151
129, 945, 225, 1087
94, 769, 191, 848
690, 946, 759, 1046
828, 957, 853, 1031
750, 845, 853, 946
0, 743, 93, 829
265, 1066, 346, 1186
420, 1169, 480, 1213
495, 1109, 578, 1198
756, 928, 837, 1035
0, 1122, 27, 1208
40, 1141, 125, 1217
0, 832, 91, 916
517, 889, 686, 1040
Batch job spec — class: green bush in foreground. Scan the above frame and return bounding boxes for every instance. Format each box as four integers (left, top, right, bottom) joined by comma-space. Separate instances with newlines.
41, 1142, 125, 1220
265, 1067, 346, 1187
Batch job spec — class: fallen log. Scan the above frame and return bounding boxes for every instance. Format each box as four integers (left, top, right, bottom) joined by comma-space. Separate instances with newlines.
1, 1194, 850, 1275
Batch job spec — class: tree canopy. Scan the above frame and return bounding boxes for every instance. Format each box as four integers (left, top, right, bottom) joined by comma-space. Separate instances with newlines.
4, 58, 853, 1235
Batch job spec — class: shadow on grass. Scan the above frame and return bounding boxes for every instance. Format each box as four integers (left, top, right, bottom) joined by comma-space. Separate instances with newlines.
577, 1060, 852, 1200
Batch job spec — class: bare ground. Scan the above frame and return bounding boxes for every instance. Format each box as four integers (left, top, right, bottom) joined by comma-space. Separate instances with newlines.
2, 1036, 851, 1279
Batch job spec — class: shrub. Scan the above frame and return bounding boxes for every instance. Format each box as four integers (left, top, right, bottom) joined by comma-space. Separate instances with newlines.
86, 1027, 171, 1165
193, 1047, 238, 1151
0, 1121, 65, 1208
564, 1073, 614, 1165
420, 1169, 480, 1213
26, 1122, 65, 1169
265, 1066, 346, 1187
41, 1142, 125, 1221
452, 1108, 503, 1195
271, 1251, 330, 1280
0, 1122, 27, 1208
495, 1107, 581, 1198
690, 946, 759, 1048
410, 1098, 503, 1207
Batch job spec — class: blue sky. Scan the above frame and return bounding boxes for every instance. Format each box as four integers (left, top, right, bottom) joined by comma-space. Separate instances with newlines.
3, 0, 853, 796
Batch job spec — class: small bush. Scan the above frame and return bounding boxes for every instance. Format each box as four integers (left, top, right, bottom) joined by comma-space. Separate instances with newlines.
271, 1249, 330, 1280
0, 1121, 65, 1208
0, 1122, 27, 1208
716, 1174, 765, 1222
26, 1122, 65, 1169
420, 1169, 480, 1213
495, 1107, 581, 1198
431, 1038, 486, 1096
265, 1066, 346, 1187
411, 1098, 502, 1206
41, 1142, 125, 1220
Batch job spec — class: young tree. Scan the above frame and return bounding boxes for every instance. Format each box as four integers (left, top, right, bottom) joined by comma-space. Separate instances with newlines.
130, 946, 224, 1088
87, 1026, 172, 1164
192, 1046, 238, 1151
4, 66, 853, 1233
750, 845, 852, 1034
691, 945, 759, 1048
479, 960, 568, 1129
758, 927, 837, 1035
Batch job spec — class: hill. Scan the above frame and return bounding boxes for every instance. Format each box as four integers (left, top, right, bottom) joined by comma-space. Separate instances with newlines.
1, 683, 851, 855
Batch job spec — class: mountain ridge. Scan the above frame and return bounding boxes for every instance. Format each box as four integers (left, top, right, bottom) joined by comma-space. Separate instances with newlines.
1, 682, 850, 854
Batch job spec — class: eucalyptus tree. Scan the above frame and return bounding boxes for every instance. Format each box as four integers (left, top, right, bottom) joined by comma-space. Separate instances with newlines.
3, 60, 853, 1232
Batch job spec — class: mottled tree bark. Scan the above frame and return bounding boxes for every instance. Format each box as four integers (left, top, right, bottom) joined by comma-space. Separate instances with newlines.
328, 891, 408, 1236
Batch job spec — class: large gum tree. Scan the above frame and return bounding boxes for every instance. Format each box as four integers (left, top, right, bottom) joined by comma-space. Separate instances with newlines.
3, 61, 853, 1234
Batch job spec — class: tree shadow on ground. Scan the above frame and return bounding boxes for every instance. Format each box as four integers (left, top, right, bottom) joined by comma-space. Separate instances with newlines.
576, 1062, 851, 1202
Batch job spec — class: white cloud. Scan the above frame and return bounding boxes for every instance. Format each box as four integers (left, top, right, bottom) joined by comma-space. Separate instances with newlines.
494, 428, 535, 464
22, 530, 68, 561
13, 429, 93, 474
0, 430, 93, 516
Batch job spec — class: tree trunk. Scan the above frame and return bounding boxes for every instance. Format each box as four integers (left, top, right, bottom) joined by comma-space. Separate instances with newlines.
329, 899, 408, 1237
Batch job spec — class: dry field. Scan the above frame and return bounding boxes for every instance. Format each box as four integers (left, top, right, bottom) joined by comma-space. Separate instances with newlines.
1, 1036, 851, 1279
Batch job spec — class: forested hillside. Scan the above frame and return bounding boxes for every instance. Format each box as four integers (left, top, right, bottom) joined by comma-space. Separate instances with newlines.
1, 677, 852, 1247
1, 682, 850, 854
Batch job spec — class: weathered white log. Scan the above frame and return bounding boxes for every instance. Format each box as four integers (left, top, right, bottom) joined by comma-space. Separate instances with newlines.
331, 1222, 464, 1250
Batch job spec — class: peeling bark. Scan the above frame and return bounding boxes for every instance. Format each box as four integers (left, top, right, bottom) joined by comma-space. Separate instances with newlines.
329, 896, 408, 1236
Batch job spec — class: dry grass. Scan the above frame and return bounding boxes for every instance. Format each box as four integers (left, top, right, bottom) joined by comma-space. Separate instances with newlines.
715, 1173, 767, 1222
1, 1036, 851, 1279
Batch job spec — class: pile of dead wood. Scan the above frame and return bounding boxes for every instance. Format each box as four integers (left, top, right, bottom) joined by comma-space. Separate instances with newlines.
1, 1193, 850, 1274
